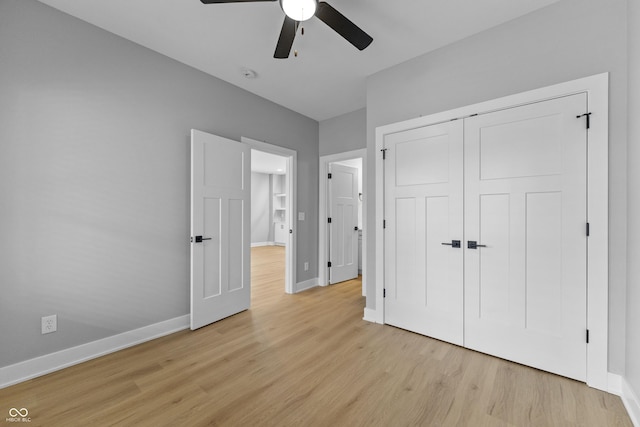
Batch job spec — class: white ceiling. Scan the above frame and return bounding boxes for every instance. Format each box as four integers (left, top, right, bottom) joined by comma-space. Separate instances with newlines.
37, 0, 560, 121
252, 149, 287, 175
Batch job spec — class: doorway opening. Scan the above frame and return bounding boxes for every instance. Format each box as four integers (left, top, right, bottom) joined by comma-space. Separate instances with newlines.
242, 137, 297, 294
319, 149, 367, 295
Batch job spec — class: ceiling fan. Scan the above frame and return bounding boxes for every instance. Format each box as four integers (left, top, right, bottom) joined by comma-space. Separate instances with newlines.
200, 0, 373, 58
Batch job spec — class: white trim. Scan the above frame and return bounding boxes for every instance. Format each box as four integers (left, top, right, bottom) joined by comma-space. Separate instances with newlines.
609, 373, 640, 427
363, 308, 381, 324
319, 149, 367, 293
622, 377, 640, 427
294, 278, 319, 293
251, 242, 273, 247
241, 137, 297, 294
0, 315, 189, 390
584, 74, 609, 391
375, 73, 609, 391
609, 373, 623, 396
375, 120, 386, 328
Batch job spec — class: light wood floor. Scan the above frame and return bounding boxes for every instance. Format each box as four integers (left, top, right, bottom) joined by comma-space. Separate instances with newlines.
1, 246, 632, 426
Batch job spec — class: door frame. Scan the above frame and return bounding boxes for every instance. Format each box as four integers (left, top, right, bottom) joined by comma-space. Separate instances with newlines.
241, 136, 297, 294
374, 73, 609, 391
319, 149, 367, 294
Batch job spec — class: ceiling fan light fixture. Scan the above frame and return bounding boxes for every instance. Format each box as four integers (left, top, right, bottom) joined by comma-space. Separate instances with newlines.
279, 0, 317, 22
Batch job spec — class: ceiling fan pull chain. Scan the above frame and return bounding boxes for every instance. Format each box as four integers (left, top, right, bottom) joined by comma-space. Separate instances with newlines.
295, 24, 305, 57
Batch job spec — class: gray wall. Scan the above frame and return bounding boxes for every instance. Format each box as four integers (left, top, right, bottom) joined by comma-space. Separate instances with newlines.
251, 172, 271, 244
319, 108, 366, 156
365, 0, 628, 374
0, 0, 318, 368
626, 0, 640, 399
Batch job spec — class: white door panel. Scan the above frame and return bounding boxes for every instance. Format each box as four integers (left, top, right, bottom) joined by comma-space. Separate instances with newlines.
329, 163, 359, 284
202, 197, 221, 298
464, 93, 587, 381
191, 129, 250, 330
395, 133, 450, 185
384, 121, 464, 345
478, 113, 563, 180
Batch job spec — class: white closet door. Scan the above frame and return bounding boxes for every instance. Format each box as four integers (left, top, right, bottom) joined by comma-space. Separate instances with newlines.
463, 93, 588, 381
384, 121, 464, 345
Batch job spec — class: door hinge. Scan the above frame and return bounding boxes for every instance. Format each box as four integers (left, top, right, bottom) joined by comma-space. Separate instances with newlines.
586, 222, 590, 237
586, 329, 590, 344
383, 219, 386, 229
328, 217, 332, 224
383, 288, 386, 298
381, 148, 388, 160
328, 261, 332, 268
328, 173, 332, 179
577, 112, 592, 129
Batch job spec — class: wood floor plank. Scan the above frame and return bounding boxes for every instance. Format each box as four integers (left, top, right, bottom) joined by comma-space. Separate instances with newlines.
0, 246, 632, 426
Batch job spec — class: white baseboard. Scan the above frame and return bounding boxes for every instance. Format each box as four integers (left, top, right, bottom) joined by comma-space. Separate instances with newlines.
609, 373, 623, 396
251, 242, 273, 247
250, 241, 285, 247
293, 278, 318, 293
0, 314, 190, 390
622, 377, 640, 427
363, 307, 379, 323
609, 373, 640, 426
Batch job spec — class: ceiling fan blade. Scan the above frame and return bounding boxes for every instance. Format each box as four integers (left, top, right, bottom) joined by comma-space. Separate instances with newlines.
274, 16, 299, 59
315, 2, 373, 51
200, 0, 276, 4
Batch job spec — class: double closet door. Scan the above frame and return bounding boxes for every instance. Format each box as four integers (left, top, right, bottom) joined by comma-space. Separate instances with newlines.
384, 93, 588, 381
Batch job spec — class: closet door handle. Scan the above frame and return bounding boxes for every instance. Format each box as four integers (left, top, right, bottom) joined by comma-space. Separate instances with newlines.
467, 241, 487, 249
441, 240, 461, 248
192, 235, 212, 243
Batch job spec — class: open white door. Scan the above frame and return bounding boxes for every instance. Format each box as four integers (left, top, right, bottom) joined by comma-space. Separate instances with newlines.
329, 163, 359, 284
191, 129, 250, 330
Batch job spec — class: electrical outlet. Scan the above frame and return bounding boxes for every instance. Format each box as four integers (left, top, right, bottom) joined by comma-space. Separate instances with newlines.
304, 262, 309, 271
41, 315, 57, 334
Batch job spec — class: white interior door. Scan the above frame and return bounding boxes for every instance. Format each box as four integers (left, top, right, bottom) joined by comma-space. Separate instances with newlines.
191, 129, 250, 330
329, 163, 359, 284
383, 121, 464, 345
464, 93, 588, 381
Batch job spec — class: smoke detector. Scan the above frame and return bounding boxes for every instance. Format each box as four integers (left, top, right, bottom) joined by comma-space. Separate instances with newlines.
240, 68, 258, 79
